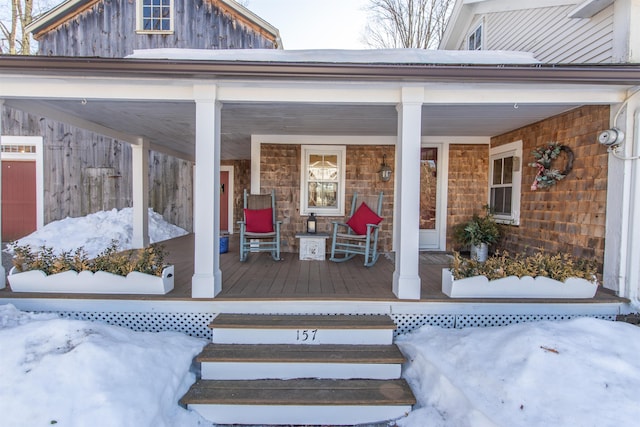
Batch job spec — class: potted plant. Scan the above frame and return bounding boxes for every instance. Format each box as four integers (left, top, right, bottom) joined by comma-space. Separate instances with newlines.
453, 207, 501, 262
442, 251, 599, 298
7, 241, 174, 295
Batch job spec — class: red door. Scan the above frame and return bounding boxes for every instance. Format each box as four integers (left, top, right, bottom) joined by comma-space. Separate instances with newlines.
2, 161, 37, 240
220, 171, 229, 232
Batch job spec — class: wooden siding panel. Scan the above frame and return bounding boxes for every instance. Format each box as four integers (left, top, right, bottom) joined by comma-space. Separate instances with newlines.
149, 151, 193, 232
491, 105, 610, 261
481, 4, 614, 64
2, 106, 194, 231
37, 0, 277, 57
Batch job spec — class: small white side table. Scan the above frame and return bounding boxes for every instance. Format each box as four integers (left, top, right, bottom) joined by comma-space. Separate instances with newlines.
295, 233, 330, 261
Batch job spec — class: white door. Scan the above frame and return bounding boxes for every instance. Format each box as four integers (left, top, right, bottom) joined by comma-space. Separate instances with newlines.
419, 145, 443, 250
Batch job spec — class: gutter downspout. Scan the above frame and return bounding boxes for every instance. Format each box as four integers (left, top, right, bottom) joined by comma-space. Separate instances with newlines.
625, 109, 640, 308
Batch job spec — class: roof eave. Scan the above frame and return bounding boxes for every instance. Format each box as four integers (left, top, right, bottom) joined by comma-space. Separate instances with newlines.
1, 56, 640, 86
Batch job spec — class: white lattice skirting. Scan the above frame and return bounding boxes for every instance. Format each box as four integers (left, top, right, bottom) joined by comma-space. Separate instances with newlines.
49, 311, 617, 339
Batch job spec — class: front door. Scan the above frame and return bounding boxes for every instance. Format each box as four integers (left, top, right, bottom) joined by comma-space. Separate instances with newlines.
419, 146, 442, 250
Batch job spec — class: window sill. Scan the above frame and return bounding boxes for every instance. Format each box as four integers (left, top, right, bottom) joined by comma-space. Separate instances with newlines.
136, 30, 174, 35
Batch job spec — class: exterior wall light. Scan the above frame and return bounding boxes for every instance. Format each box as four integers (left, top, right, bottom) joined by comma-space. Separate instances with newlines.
379, 154, 392, 182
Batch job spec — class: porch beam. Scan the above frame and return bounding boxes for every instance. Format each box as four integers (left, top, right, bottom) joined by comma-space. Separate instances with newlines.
131, 138, 150, 249
393, 87, 423, 300
0, 75, 628, 106
218, 83, 626, 105
0, 76, 195, 101
192, 84, 222, 298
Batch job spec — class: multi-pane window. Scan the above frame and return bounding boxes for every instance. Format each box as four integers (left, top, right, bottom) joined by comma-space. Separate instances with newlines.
140, 0, 172, 32
468, 23, 483, 50
301, 146, 345, 216
491, 156, 513, 216
489, 141, 522, 225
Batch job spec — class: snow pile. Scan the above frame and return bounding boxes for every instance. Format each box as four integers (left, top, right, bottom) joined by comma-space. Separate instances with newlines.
128, 48, 540, 65
396, 317, 640, 427
7, 208, 188, 258
0, 304, 209, 427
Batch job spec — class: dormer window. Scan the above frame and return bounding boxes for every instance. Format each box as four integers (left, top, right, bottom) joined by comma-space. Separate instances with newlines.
467, 23, 483, 50
138, 0, 173, 33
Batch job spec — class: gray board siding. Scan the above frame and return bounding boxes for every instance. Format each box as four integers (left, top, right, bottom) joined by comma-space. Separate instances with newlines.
2, 106, 194, 231
37, 0, 277, 57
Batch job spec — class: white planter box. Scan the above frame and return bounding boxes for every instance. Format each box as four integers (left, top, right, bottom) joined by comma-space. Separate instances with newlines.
8, 265, 174, 295
441, 268, 597, 299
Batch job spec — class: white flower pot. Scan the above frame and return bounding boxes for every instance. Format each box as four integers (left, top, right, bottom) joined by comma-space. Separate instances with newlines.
8, 265, 174, 295
470, 243, 489, 262
441, 268, 598, 299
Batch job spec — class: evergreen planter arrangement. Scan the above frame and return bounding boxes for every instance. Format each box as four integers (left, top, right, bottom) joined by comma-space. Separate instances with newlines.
442, 251, 599, 299
7, 242, 174, 295
453, 207, 501, 262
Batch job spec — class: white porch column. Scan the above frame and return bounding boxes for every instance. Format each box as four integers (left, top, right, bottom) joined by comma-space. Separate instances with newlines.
131, 137, 150, 249
604, 91, 640, 307
0, 99, 4, 287
393, 87, 423, 300
192, 85, 222, 298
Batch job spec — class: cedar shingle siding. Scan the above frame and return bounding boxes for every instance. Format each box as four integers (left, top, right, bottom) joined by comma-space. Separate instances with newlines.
492, 105, 609, 261
259, 144, 395, 253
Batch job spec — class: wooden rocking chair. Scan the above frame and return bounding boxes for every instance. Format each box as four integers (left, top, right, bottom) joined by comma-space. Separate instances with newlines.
239, 189, 281, 262
330, 192, 383, 267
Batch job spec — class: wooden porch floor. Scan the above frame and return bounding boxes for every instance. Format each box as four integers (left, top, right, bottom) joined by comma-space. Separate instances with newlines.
0, 233, 626, 304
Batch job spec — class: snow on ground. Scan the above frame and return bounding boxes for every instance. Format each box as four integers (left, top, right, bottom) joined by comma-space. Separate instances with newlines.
5, 208, 188, 258
396, 317, 640, 427
0, 304, 210, 427
2, 304, 640, 427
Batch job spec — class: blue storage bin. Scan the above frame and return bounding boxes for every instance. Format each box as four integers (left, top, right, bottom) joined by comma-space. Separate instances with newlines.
220, 236, 229, 254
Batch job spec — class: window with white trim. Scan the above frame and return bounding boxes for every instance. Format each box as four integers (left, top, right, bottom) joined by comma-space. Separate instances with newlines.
300, 145, 346, 216
467, 22, 483, 50
489, 141, 522, 225
137, 0, 173, 32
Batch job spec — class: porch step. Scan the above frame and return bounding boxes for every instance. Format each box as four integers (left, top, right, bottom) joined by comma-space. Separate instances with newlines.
198, 343, 405, 380
210, 314, 396, 345
180, 378, 416, 425
183, 314, 415, 425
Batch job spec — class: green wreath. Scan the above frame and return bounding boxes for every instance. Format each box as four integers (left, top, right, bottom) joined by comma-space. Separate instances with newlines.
529, 142, 574, 190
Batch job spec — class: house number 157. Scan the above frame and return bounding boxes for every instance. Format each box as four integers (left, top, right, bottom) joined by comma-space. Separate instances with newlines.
296, 329, 318, 342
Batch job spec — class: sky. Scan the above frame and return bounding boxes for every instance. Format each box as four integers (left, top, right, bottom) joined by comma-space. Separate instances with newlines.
244, 0, 371, 49
2, 302, 640, 427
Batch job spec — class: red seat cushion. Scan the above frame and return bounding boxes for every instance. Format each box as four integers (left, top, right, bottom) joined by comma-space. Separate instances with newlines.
244, 208, 274, 233
346, 202, 383, 235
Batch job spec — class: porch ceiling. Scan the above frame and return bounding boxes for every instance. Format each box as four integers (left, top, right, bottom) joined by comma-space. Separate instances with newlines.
10, 99, 580, 160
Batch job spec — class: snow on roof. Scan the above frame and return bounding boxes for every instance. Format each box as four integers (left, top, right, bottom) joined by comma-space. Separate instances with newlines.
127, 48, 540, 65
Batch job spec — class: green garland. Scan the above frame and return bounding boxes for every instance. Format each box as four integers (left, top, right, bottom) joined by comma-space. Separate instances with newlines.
529, 142, 574, 190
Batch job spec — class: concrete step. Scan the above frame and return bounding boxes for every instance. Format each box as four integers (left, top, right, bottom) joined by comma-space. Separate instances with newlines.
210, 314, 397, 345
180, 378, 416, 425
198, 343, 406, 380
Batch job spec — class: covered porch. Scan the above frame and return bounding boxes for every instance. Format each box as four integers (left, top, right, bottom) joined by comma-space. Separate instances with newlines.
1, 51, 640, 306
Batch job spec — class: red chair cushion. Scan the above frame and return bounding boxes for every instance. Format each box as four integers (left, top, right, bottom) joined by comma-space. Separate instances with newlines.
346, 202, 383, 235
244, 208, 274, 233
